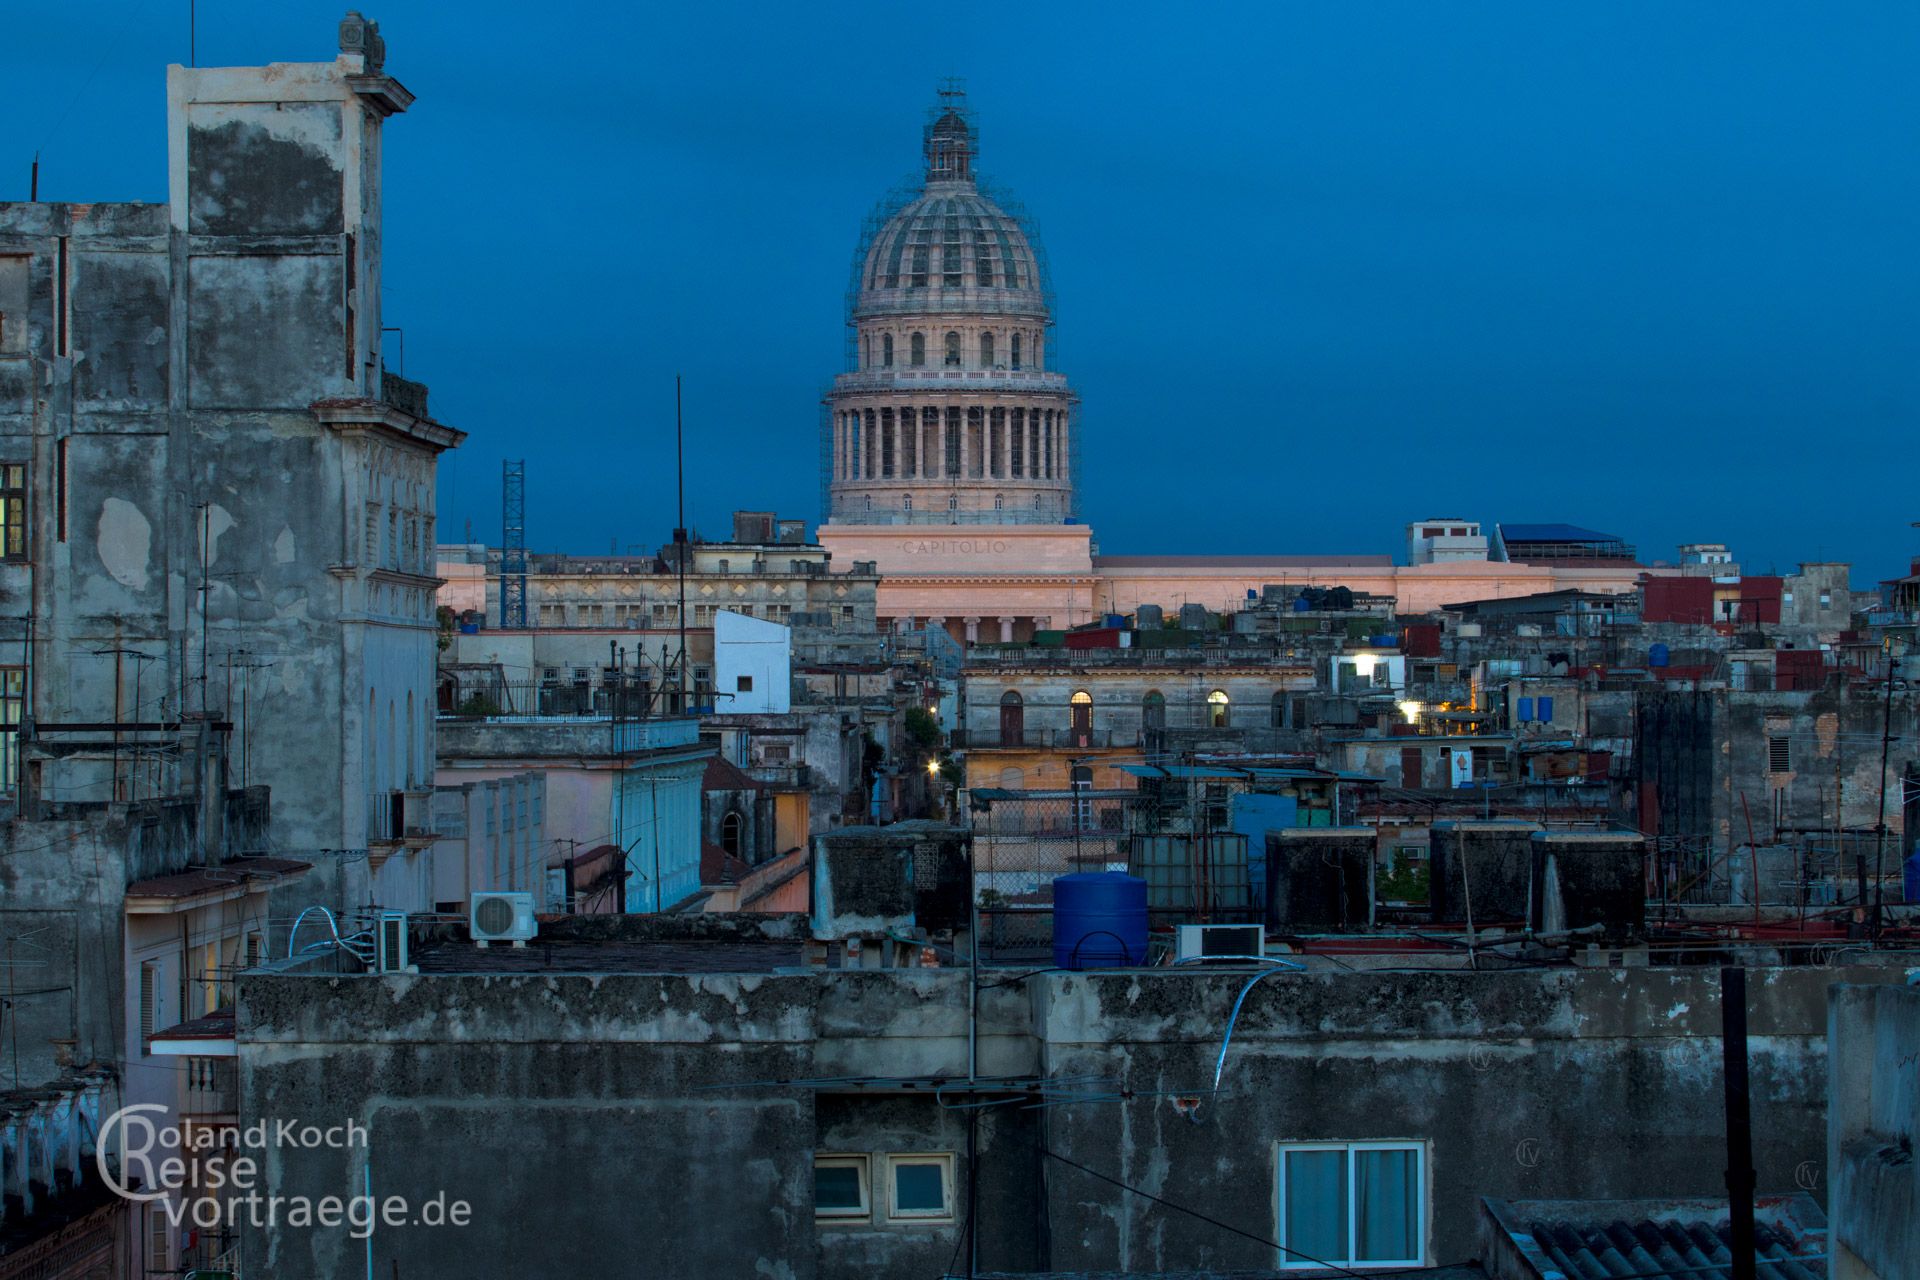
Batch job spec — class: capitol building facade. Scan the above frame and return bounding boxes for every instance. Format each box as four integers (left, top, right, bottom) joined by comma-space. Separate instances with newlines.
818, 93, 1647, 644
824, 98, 1077, 526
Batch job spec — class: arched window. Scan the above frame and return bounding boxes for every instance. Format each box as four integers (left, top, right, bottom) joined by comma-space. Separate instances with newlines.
1010, 333, 1022, 371
944, 331, 961, 367
721, 811, 743, 860
864, 494, 872, 511
1271, 690, 1288, 728
999, 766, 1024, 789
883, 333, 895, 368
999, 690, 1024, 747
1141, 691, 1166, 731
903, 494, 913, 513
910, 332, 926, 367
1208, 689, 1230, 729
994, 493, 1004, 511
948, 495, 958, 511
1069, 690, 1093, 747
980, 332, 995, 367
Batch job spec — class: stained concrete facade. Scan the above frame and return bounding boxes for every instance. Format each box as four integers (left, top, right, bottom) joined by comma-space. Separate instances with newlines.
233, 939, 1905, 1278
0, 20, 461, 915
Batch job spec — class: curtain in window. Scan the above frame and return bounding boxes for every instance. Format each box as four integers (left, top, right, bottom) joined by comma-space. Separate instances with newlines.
1354, 1148, 1418, 1261
1284, 1150, 1345, 1264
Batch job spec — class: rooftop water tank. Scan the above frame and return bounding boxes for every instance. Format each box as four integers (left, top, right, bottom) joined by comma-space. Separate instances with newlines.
1649, 642, 1670, 668
1053, 872, 1148, 969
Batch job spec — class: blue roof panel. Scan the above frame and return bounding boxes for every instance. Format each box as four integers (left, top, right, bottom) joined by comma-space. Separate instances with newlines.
1500, 523, 1623, 544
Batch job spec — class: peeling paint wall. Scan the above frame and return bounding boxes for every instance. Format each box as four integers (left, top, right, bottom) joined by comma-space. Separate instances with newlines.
0, 39, 456, 920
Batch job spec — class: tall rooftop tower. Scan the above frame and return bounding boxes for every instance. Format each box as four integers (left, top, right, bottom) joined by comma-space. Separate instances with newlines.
822, 86, 1078, 528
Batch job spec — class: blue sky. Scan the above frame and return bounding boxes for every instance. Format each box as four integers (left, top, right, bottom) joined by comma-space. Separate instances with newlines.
13, 2, 1918, 580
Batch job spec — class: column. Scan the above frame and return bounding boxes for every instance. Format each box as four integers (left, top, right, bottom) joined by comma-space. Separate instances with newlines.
1029, 413, 1041, 483
1059, 410, 1070, 484
963, 616, 981, 644
836, 412, 847, 480
998, 617, 1014, 643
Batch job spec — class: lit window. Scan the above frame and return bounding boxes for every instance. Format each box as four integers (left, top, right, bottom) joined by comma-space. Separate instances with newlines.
0, 463, 25, 561
1208, 689, 1230, 728
885, 1153, 954, 1221
815, 1154, 869, 1219
1277, 1142, 1424, 1269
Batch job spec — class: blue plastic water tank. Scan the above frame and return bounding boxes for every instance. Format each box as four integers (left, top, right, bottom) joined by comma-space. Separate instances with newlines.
1649, 642, 1670, 668
1053, 872, 1148, 969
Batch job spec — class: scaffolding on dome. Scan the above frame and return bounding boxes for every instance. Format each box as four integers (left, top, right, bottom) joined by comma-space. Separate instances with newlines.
819, 86, 1076, 528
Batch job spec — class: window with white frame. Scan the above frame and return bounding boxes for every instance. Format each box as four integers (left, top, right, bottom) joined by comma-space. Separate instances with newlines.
814, 1154, 869, 1220
884, 1153, 954, 1221
1276, 1141, 1424, 1269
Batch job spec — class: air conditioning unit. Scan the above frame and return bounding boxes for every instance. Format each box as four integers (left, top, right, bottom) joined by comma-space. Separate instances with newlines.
1175, 924, 1265, 963
375, 910, 413, 973
470, 892, 538, 948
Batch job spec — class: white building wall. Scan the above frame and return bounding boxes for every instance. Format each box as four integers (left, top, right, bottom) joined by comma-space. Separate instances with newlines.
715, 610, 793, 714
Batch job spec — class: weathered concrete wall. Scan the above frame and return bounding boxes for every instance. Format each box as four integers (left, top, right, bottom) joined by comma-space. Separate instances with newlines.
0, 34, 457, 922
1826, 982, 1920, 1280
1033, 965, 1892, 1272
235, 959, 1899, 1278
1635, 687, 1920, 857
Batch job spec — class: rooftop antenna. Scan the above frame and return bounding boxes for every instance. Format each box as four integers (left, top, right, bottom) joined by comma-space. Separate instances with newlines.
29, 152, 38, 202
674, 375, 688, 711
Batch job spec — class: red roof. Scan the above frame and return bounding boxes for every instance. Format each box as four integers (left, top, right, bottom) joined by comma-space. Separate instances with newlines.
125, 856, 311, 900
151, 1008, 236, 1044
702, 755, 766, 793
700, 843, 752, 885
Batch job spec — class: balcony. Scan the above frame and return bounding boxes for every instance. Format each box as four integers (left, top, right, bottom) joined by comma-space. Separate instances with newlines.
183, 1054, 238, 1119
370, 788, 435, 845
746, 761, 811, 790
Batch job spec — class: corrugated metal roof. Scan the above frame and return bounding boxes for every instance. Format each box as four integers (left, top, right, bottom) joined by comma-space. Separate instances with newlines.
1485, 1194, 1826, 1280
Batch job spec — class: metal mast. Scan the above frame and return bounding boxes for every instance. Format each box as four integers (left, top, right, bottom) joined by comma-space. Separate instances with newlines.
501, 459, 528, 629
